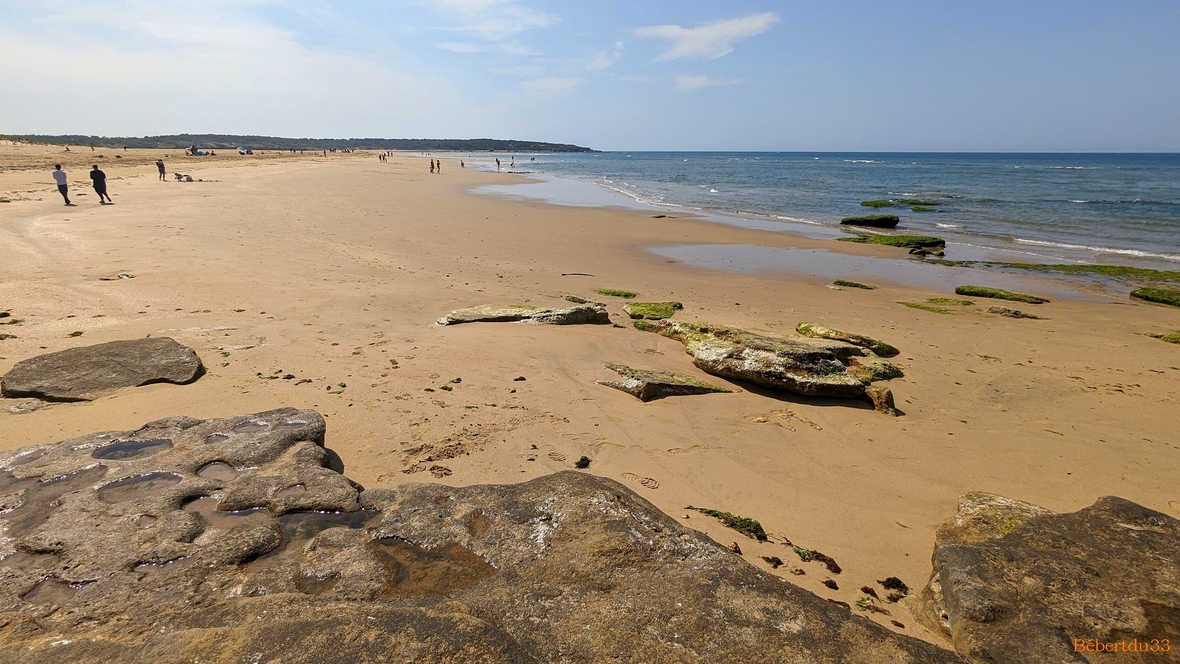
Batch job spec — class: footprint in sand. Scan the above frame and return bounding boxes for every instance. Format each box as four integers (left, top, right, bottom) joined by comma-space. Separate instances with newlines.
621, 472, 660, 490
547, 451, 566, 462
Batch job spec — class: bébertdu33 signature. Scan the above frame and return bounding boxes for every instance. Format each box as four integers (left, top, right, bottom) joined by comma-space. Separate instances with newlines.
1073, 637, 1170, 654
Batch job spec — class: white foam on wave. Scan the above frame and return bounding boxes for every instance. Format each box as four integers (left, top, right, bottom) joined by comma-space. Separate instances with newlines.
935, 223, 963, 228
1015, 238, 1180, 262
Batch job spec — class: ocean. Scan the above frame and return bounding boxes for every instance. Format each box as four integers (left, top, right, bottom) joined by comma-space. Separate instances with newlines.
472, 152, 1180, 270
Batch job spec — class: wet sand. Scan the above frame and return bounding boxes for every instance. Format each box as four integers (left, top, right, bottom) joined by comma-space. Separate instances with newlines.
2, 145, 1178, 643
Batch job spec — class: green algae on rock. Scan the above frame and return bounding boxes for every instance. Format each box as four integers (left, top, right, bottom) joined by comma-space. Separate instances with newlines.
832, 280, 874, 290
1131, 287, 1180, 307
1148, 331, 1180, 344
927, 259, 1180, 282
595, 288, 638, 299
795, 322, 899, 357
624, 301, 683, 320
839, 214, 900, 229
898, 298, 972, 314
839, 235, 946, 248
860, 200, 894, 208
597, 363, 732, 402
954, 285, 1048, 304
687, 506, 769, 541
437, 303, 610, 325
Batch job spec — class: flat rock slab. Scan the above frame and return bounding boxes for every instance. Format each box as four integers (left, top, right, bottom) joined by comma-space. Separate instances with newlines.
0, 337, 203, 401
635, 319, 872, 398
438, 303, 610, 326
796, 322, 899, 357
597, 363, 733, 401
0, 409, 965, 664
918, 493, 1180, 662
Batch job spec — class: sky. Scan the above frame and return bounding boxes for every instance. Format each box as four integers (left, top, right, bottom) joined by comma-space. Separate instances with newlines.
1, 0, 1179, 151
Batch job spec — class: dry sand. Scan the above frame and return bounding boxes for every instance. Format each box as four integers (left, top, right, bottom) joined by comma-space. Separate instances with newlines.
2, 144, 1178, 642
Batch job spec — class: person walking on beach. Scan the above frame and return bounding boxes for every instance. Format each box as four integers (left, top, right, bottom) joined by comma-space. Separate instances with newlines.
90, 165, 113, 204
430, 159, 435, 174
156, 159, 166, 181
52, 165, 72, 205
496, 158, 501, 172
436, 160, 441, 174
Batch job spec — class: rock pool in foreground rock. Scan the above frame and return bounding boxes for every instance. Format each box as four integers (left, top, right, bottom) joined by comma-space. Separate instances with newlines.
0, 408, 964, 663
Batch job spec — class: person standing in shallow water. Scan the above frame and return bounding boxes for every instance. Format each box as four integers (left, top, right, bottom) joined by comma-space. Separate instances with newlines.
156, 159, 166, 181
90, 165, 113, 204
52, 165, 72, 205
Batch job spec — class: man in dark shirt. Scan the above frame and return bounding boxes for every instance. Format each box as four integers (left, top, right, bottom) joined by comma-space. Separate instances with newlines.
90, 165, 113, 204
156, 159, 166, 181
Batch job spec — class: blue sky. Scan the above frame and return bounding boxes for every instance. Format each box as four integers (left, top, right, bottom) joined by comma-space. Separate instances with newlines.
1, 1, 1178, 150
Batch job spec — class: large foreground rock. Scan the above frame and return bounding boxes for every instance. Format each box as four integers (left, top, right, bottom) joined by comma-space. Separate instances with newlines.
0, 337, 203, 401
438, 303, 610, 326
0, 409, 963, 663
917, 492, 1180, 662
596, 362, 733, 401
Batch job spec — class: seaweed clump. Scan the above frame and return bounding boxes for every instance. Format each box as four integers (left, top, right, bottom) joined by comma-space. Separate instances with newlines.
792, 546, 842, 574
624, 301, 683, 320
687, 506, 768, 541
955, 285, 1048, 304
1131, 287, 1180, 308
574, 456, 591, 469
596, 288, 639, 299
761, 556, 784, 569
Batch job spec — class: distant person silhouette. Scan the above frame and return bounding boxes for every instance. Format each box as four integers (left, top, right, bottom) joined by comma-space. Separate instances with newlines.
90, 165, 113, 204
496, 158, 501, 172
430, 159, 435, 174
52, 165, 72, 205
156, 159, 166, 181
460, 160, 465, 168
436, 160, 441, 174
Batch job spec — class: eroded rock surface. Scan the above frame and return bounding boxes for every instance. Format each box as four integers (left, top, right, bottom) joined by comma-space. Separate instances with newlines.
597, 363, 732, 401
0, 337, 203, 401
917, 493, 1180, 662
0, 409, 964, 663
986, 306, 1044, 320
634, 320, 866, 398
438, 303, 610, 326
796, 322, 900, 357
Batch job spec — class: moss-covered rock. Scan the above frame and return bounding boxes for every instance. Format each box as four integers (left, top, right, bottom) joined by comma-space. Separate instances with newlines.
898, 298, 972, 314
633, 319, 868, 401
597, 363, 732, 401
848, 356, 904, 385
596, 288, 638, 299
1148, 331, 1180, 344
840, 214, 900, 229
832, 280, 874, 290
839, 235, 946, 249
1131, 287, 1180, 307
795, 322, 899, 357
624, 301, 683, 320
896, 199, 939, 206
954, 285, 1048, 304
437, 303, 610, 325
860, 200, 894, 208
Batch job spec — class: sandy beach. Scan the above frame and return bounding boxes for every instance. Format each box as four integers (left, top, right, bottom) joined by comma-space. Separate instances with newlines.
2, 144, 1178, 643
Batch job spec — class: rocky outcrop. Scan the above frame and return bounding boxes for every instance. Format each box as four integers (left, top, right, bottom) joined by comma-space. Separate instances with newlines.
437, 303, 610, 326
796, 322, 900, 357
917, 492, 1180, 662
0, 337, 203, 401
634, 319, 899, 413
596, 363, 732, 401
0, 409, 965, 663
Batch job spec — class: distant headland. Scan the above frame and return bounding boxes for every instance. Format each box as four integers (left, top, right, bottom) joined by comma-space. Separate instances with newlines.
0, 134, 596, 153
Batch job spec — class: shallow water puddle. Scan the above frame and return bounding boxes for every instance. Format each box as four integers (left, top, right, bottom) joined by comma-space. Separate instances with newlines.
232, 420, 270, 433
96, 472, 182, 503
196, 462, 242, 482
183, 496, 270, 537
92, 438, 173, 460
0, 466, 108, 539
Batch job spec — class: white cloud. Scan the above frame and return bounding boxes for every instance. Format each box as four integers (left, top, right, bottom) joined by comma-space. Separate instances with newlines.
587, 41, 625, 72
438, 41, 487, 53
635, 13, 778, 62
520, 77, 580, 97
674, 75, 743, 91
430, 0, 559, 40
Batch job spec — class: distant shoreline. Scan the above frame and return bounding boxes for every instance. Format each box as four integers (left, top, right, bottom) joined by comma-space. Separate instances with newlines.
0, 134, 596, 153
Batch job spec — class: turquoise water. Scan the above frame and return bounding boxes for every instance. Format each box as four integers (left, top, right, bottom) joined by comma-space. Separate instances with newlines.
477, 152, 1180, 269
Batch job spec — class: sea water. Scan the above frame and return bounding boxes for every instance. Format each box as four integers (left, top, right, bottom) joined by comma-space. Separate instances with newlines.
473, 152, 1180, 270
